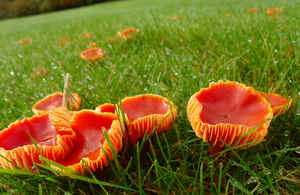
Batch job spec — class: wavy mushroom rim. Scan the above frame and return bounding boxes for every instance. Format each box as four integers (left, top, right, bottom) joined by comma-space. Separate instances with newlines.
80, 47, 105, 61
48, 110, 125, 175
120, 94, 178, 144
0, 107, 77, 171
32, 92, 81, 115
258, 91, 293, 117
95, 103, 117, 114
187, 80, 273, 149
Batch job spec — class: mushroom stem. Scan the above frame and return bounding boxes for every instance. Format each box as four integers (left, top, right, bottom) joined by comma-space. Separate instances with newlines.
62, 73, 70, 108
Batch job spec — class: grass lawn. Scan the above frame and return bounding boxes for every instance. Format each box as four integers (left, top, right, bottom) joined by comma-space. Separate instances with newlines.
0, 0, 299, 194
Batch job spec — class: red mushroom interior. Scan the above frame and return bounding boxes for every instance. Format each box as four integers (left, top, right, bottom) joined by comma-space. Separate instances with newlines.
258, 91, 289, 107
196, 83, 271, 128
34, 92, 80, 111
57, 111, 116, 166
0, 114, 56, 150
81, 48, 103, 60
122, 95, 170, 122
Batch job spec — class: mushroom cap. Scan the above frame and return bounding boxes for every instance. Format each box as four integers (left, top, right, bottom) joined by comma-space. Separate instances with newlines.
32, 92, 81, 115
80, 47, 104, 61
117, 28, 139, 40
266, 8, 283, 15
187, 80, 273, 149
95, 103, 116, 114
247, 8, 258, 13
121, 94, 178, 144
49, 110, 125, 175
0, 107, 76, 171
258, 91, 293, 117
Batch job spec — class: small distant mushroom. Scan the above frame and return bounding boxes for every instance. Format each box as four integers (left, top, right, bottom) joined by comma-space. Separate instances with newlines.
258, 91, 293, 117
120, 94, 178, 144
19, 38, 32, 45
33, 68, 49, 77
59, 37, 73, 46
247, 8, 258, 13
32, 92, 81, 115
169, 15, 183, 20
49, 110, 125, 175
0, 107, 76, 171
266, 8, 283, 18
80, 47, 104, 61
187, 80, 273, 149
117, 28, 139, 40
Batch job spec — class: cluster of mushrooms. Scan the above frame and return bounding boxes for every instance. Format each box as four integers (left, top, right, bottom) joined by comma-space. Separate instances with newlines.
0, 79, 292, 176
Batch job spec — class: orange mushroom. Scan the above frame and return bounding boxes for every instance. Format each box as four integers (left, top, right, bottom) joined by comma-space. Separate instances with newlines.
95, 103, 116, 114
169, 15, 183, 20
19, 38, 32, 45
187, 80, 273, 149
80, 47, 104, 61
266, 8, 283, 18
247, 8, 258, 13
59, 37, 73, 46
121, 94, 178, 144
117, 28, 139, 40
49, 110, 125, 175
32, 92, 81, 115
258, 91, 293, 117
0, 107, 76, 171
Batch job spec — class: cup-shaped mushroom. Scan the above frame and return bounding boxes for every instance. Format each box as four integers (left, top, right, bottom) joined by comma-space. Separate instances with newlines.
80, 47, 104, 61
187, 80, 273, 149
95, 103, 116, 114
49, 110, 125, 175
121, 94, 178, 144
117, 28, 139, 40
32, 92, 81, 115
0, 107, 76, 171
258, 91, 293, 117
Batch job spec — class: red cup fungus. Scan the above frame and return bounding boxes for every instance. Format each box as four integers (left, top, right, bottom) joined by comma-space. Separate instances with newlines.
32, 92, 81, 115
187, 80, 273, 149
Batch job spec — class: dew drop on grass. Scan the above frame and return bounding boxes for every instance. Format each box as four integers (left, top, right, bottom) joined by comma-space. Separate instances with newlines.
295, 147, 300, 154
10, 71, 14, 76
42, 78, 46, 83
284, 130, 289, 136
88, 85, 94, 90
86, 76, 92, 81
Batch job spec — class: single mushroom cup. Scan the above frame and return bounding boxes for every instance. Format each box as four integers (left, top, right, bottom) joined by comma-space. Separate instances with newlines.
49, 110, 125, 175
187, 80, 273, 149
257, 91, 293, 117
80, 47, 104, 61
0, 107, 76, 171
32, 92, 81, 115
120, 94, 178, 144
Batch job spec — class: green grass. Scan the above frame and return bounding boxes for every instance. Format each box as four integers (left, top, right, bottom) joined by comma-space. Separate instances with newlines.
0, 0, 300, 194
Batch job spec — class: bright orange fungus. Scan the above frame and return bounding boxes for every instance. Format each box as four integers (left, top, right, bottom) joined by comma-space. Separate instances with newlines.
32, 92, 81, 115
258, 91, 293, 117
0, 107, 76, 171
117, 28, 139, 40
247, 8, 258, 13
80, 47, 104, 61
120, 94, 178, 144
49, 110, 125, 175
187, 80, 273, 149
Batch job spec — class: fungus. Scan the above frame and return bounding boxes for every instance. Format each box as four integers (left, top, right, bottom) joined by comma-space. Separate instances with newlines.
121, 94, 178, 144
49, 110, 125, 174
117, 28, 139, 40
169, 15, 183, 20
187, 80, 273, 149
95, 103, 116, 114
59, 37, 73, 46
266, 8, 283, 18
247, 8, 258, 13
32, 92, 81, 115
33, 68, 49, 77
0, 107, 76, 171
258, 91, 293, 117
80, 47, 104, 61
